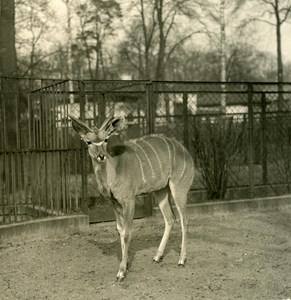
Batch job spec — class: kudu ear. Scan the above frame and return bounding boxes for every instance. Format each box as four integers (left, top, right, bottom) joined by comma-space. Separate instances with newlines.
104, 117, 128, 157
112, 116, 128, 130
69, 115, 92, 137
106, 116, 128, 136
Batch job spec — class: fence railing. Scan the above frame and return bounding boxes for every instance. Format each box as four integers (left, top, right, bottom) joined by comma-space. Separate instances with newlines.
1, 77, 291, 224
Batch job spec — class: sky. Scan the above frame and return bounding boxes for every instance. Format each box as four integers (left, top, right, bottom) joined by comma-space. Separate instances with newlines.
49, 0, 291, 63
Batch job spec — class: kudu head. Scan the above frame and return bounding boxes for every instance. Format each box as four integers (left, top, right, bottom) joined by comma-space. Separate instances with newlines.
69, 115, 128, 163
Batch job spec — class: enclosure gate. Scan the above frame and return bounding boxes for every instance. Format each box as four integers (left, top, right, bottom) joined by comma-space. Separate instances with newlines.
0, 78, 154, 224
1, 78, 291, 225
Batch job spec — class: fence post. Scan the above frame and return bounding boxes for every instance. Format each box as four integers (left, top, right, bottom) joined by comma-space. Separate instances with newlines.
261, 93, 268, 184
146, 81, 154, 135
145, 81, 154, 216
183, 92, 189, 150
247, 83, 255, 198
79, 81, 88, 214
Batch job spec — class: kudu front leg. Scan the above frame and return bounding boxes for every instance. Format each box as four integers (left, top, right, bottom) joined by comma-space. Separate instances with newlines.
114, 201, 135, 282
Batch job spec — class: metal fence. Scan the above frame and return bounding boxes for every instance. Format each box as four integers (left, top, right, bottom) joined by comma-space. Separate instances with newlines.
1, 77, 291, 224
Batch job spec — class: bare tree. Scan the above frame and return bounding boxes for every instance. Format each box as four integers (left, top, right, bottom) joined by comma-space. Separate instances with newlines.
197, 0, 248, 109
119, 19, 152, 79
154, 0, 202, 80
261, 0, 291, 84
16, 0, 55, 77
141, 0, 156, 79
75, 0, 122, 80
119, 0, 156, 79
62, 0, 74, 102
121, 0, 203, 80
257, 0, 291, 109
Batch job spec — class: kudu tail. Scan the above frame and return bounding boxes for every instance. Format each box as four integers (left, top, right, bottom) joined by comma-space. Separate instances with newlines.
167, 181, 177, 222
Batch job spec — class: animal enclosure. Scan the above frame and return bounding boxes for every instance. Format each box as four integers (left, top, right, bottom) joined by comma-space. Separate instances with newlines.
1, 77, 291, 224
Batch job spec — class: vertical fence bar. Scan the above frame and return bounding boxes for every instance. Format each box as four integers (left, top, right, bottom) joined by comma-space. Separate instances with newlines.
145, 81, 154, 216
28, 79, 33, 149
15, 85, 21, 149
39, 80, 44, 148
183, 92, 189, 150
2, 85, 7, 149
247, 83, 255, 198
1, 152, 5, 224
261, 93, 268, 184
79, 81, 88, 213
98, 93, 106, 127
146, 81, 154, 135
11, 152, 17, 222
6, 152, 11, 224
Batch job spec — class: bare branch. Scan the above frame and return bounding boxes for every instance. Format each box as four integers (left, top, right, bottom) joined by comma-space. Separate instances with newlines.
165, 30, 204, 63
20, 50, 60, 77
164, 10, 177, 40
261, 0, 276, 9
280, 5, 291, 24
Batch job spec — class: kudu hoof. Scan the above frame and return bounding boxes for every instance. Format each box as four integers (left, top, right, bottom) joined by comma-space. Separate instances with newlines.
116, 275, 125, 283
153, 255, 163, 263
116, 270, 127, 282
178, 258, 187, 267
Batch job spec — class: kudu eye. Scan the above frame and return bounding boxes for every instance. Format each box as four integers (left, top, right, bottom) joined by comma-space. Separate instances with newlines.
86, 140, 92, 145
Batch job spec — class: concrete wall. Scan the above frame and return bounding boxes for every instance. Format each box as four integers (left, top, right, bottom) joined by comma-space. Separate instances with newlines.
0, 215, 89, 244
1, 195, 290, 245
153, 194, 291, 217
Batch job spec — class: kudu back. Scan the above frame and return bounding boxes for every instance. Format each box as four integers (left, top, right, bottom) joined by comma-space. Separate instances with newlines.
70, 115, 194, 281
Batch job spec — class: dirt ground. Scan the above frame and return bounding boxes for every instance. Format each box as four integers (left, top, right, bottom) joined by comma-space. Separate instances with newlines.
0, 206, 291, 300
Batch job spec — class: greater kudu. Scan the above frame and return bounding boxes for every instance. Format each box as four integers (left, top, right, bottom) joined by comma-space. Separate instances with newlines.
70, 115, 194, 281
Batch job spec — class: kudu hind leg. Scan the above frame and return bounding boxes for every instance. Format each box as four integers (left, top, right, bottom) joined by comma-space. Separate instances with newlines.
153, 188, 175, 263
169, 181, 188, 266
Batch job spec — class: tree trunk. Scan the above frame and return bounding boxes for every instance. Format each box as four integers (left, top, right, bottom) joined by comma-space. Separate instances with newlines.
155, 0, 166, 80
275, 0, 284, 110
220, 0, 226, 112
0, 0, 17, 76
64, 0, 74, 102
140, 0, 152, 79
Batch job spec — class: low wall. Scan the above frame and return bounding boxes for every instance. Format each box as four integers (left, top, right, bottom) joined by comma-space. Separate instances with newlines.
1, 196, 290, 244
0, 215, 89, 244
153, 194, 291, 217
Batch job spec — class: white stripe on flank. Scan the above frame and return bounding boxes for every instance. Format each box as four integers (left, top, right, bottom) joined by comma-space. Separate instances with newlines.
180, 144, 186, 180
135, 152, 146, 183
135, 141, 155, 177
168, 138, 176, 167
142, 139, 163, 175
159, 136, 172, 174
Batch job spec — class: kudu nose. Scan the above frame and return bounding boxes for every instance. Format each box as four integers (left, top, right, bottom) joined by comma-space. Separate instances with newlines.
97, 154, 106, 163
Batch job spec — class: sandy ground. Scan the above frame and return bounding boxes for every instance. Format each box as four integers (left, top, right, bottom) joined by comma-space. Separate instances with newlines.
0, 206, 291, 300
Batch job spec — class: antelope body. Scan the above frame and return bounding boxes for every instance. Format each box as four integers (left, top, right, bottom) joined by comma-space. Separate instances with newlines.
70, 115, 194, 281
